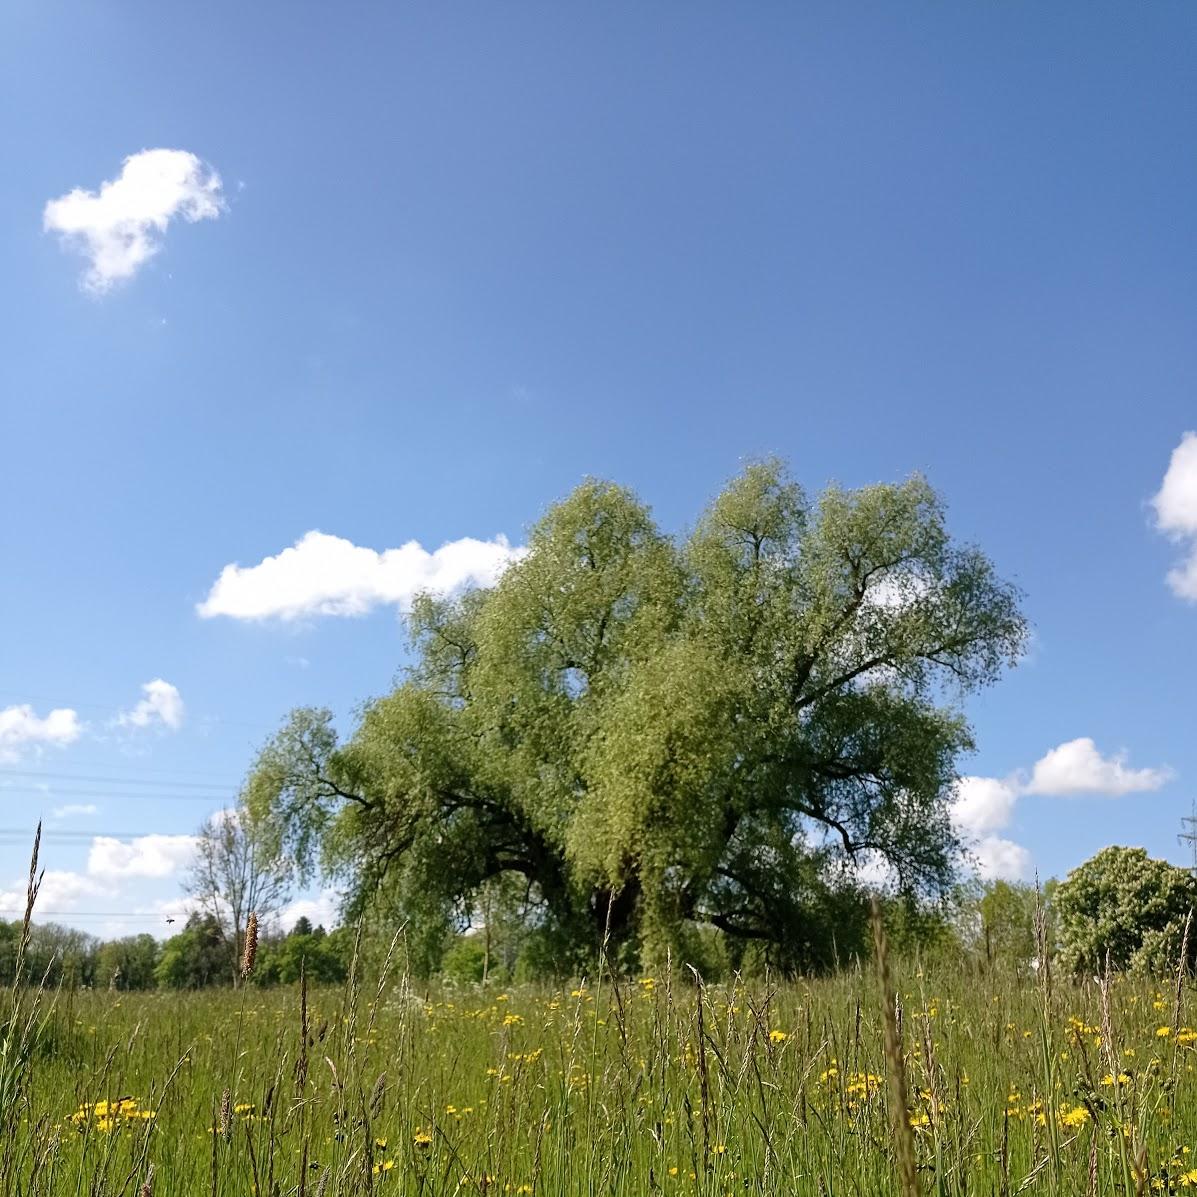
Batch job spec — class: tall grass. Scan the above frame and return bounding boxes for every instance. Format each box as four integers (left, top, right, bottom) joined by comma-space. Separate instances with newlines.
3, 943, 1193, 1195
3, 867, 1195, 1194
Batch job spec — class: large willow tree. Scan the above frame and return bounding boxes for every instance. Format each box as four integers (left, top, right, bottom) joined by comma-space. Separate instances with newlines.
249, 461, 1025, 973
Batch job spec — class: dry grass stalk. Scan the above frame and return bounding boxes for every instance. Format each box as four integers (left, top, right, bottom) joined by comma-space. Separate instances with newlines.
686, 965, 713, 1165
1173, 907, 1193, 1035
870, 898, 921, 1197
370, 1072, 387, 1119
240, 912, 259, 980
296, 959, 309, 1092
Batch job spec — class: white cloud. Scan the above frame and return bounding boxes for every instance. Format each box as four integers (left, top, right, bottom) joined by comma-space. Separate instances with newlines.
1152, 432, 1197, 600
0, 704, 83, 763
43, 149, 224, 294
1024, 737, 1172, 797
197, 530, 527, 622
277, 888, 342, 933
949, 736, 1173, 882
51, 803, 98, 820
1153, 432, 1197, 535
87, 834, 198, 881
973, 836, 1033, 882
865, 566, 932, 612
950, 776, 1020, 838
116, 679, 185, 731
0, 870, 103, 916
950, 777, 1029, 881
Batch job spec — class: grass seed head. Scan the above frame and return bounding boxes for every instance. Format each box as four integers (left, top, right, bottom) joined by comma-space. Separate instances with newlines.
241, 912, 259, 980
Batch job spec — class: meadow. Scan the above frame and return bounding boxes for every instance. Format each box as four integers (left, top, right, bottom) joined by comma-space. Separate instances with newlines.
8, 945, 1197, 1196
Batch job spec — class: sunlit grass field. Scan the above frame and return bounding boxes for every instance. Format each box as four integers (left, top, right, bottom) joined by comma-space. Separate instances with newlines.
9, 955, 1197, 1196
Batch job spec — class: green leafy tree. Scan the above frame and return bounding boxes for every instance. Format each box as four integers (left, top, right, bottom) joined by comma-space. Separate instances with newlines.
256, 921, 349, 985
1055, 846, 1197, 975
249, 462, 1025, 974
25, 923, 98, 987
96, 934, 160, 990
0, 922, 21, 985
155, 914, 229, 988
950, 880, 1045, 967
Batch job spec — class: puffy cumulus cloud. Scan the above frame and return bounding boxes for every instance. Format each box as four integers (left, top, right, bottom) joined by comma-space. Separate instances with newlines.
0, 704, 82, 763
197, 530, 527, 622
0, 870, 103, 915
1024, 737, 1172, 797
87, 834, 198, 881
1153, 432, 1197, 600
973, 837, 1033, 882
950, 776, 1019, 838
116, 679, 185, 731
949, 777, 1030, 882
949, 737, 1173, 881
43, 149, 224, 293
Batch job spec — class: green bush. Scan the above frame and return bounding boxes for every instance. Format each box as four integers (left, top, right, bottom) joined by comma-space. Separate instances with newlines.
1054, 846, 1196, 975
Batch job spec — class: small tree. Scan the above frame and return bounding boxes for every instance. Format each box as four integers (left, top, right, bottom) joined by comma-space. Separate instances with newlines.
155, 914, 228, 988
1055, 846, 1196, 975
186, 802, 292, 984
967, 880, 1042, 966
97, 934, 160, 990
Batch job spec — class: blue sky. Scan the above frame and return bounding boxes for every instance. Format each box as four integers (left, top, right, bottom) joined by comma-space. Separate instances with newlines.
2, 2, 1195, 937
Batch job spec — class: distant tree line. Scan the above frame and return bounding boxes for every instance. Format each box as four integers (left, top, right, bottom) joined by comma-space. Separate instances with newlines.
8, 841, 1194, 989
0, 916, 352, 991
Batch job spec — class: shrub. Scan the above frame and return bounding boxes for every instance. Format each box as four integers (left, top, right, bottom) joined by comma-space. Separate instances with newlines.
1054, 846, 1196, 975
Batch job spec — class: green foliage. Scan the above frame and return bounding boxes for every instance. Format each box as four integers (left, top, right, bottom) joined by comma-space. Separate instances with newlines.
95, 934, 159, 990
25, 923, 99, 988
440, 934, 488, 985
1054, 846, 1197, 975
947, 880, 1046, 969
249, 461, 1026, 975
256, 923, 350, 985
154, 915, 229, 989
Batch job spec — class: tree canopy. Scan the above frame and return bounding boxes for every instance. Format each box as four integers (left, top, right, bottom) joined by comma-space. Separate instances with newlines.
1054, 846, 1197, 975
249, 461, 1026, 974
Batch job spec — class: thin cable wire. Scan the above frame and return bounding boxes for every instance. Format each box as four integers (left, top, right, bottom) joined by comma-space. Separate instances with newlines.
1, 791, 229, 804
0, 769, 235, 790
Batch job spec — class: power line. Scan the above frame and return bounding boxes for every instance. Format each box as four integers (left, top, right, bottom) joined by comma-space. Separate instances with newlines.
0, 911, 177, 918
1, 791, 227, 804
0, 756, 234, 781
0, 829, 194, 840
0, 769, 235, 791
1180, 799, 1197, 875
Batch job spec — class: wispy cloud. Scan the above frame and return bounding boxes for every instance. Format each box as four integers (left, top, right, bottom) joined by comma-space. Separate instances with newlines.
43, 149, 224, 293
197, 530, 526, 622
51, 803, 98, 820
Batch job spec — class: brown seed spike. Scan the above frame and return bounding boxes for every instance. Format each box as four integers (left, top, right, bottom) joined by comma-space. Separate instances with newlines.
241, 912, 259, 980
